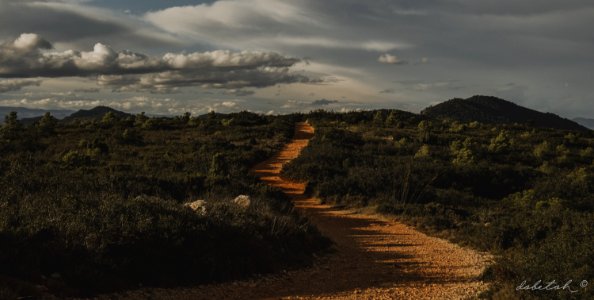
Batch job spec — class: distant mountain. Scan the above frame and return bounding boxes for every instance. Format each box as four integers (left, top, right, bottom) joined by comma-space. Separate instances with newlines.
62, 106, 132, 122
573, 117, 594, 130
0, 106, 73, 120
421, 95, 588, 131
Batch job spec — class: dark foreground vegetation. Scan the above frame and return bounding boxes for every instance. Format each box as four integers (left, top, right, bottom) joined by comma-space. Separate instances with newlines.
0, 110, 329, 298
283, 109, 594, 299
2, 96, 592, 299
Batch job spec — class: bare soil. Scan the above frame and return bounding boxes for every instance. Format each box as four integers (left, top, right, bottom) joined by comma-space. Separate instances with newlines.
105, 122, 492, 300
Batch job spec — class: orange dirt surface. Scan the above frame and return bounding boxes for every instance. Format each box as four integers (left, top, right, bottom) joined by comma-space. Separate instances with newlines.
103, 121, 492, 300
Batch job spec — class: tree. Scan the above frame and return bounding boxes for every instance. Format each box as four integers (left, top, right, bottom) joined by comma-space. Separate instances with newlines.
555, 144, 571, 165
414, 144, 430, 159
181, 112, 191, 125
385, 111, 398, 127
101, 111, 116, 127
209, 153, 228, 178
119, 128, 143, 145
448, 121, 466, 133
134, 112, 148, 127
202, 111, 220, 129
533, 141, 551, 161
451, 138, 474, 165
187, 117, 201, 127
417, 120, 432, 143
37, 112, 57, 135
1, 111, 22, 140
488, 130, 510, 153
579, 147, 593, 160
372, 111, 384, 127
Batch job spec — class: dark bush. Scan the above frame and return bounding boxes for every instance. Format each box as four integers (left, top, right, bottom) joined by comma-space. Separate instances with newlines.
0, 112, 329, 297
282, 111, 594, 299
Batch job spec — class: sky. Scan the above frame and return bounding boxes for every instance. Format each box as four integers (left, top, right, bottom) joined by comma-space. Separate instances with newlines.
0, 0, 593, 117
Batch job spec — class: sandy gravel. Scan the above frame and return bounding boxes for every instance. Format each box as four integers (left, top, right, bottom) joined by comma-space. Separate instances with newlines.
100, 122, 492, 300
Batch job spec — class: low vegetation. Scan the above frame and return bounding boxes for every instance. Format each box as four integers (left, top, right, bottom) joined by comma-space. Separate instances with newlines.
2, 101, 592, 299
283, 109, 594, 299
0, 110, 329, 298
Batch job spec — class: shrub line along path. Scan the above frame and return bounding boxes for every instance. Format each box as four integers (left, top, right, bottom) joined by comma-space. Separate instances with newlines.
117, 122, 492, 299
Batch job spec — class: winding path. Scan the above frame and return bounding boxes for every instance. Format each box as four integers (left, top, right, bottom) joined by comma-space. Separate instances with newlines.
115, 122, 492, 299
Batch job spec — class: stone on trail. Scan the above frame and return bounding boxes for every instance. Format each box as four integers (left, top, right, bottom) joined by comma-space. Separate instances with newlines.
185, 200, 207, 215
233, 195, 251, 208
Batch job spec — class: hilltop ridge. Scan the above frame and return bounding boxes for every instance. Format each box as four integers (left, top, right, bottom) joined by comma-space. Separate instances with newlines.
62, 106, 132, 122
421, 95, 588, 131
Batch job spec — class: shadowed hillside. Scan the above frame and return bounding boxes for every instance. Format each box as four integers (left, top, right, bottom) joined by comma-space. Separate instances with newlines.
63, 106, 133, 122
574, 117, 594, 129
421, 95, 588, 131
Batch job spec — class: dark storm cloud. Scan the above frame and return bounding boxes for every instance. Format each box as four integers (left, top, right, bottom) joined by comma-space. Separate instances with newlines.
0, 0, 175, 49
97, 68, 315, 93
143, 0, 594, 72
397, 0, 594, 16
311, 99, 339, 106
0, 1, 122, 39
1, 0, 594, 117
144, 0, 410, 53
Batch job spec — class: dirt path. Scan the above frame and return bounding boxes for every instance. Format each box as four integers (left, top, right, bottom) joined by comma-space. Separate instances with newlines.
112, 122, 492, 299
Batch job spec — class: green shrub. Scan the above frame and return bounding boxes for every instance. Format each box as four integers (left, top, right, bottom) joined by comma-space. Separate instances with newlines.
282, 111, 594, 299
0, 113, 329, 297
414, 144, 430, 158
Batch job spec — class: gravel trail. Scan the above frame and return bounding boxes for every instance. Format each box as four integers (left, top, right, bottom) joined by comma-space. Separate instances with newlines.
107, 122, 492, 300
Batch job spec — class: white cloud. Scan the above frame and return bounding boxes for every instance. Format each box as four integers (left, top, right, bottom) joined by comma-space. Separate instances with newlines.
144, 0, 321, 40
224, 89, 255, 97
13, 33, 52, 50
0, 34, 159, 77
1, 1, 594, 118
161, 50, 299, 69
362, 41, 409, 52
0, 33, 315, 92
378, 53, 405, 64
221, 101, 237, 108
272, 37, 407, 52
144, 0, 410, 53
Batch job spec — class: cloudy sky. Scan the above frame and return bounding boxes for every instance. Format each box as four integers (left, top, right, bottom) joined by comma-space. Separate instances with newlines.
0, 0, 593, 117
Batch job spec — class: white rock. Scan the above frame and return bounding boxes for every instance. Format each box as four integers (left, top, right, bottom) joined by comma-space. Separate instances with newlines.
233, 195, 251, 208
184, 200, 207, 215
